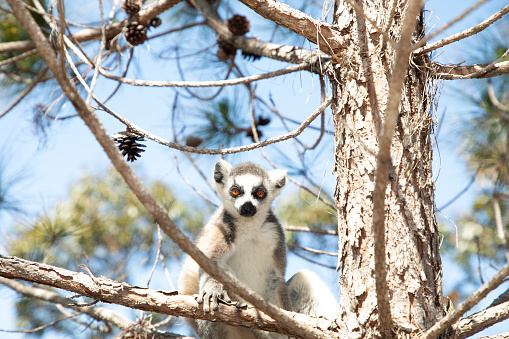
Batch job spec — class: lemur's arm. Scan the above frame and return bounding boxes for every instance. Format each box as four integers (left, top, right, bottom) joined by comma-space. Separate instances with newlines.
196, 211, 236, 312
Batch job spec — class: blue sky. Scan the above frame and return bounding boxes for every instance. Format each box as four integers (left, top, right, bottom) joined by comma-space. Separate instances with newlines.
1, 0, 508, 337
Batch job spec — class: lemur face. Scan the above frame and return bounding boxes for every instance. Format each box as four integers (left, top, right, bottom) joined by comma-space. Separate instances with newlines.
214, 160, 286, 218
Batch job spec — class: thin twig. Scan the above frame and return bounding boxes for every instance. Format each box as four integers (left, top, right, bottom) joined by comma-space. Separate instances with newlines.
493, 194, 509, 263
174, 156, 218, 207
419, 263, 509, 339
285, 225, 338, 236
287, 243, 338, 257
288, 248, 336, 269
0, 49, 38, 67
147, 226, 163, 288
0, 67, 49, 119
417, 0, 490, 48
85, 0, 106, 105
414, 4, 509, 55
487, 81, 509, 114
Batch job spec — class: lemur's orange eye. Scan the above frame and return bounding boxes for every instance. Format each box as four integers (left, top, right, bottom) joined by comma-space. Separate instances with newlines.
256, 190, 265, 198
231, 188, 240, 196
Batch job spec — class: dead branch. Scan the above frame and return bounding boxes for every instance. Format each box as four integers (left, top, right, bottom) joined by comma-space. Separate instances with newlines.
414, 4, 509, 55
0, 255, 335, 337
0, 0, 184, 54
236, 0, 346, 55
191, 0, 331, 70
419, 263, 509, 339
285, 225, 338, 236
0, 276, 188, 338
433, 60, 509, 79
450, 300, 509, 339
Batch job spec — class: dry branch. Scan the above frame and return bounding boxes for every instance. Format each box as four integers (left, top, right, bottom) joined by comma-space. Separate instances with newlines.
450, 300, 509, 339
414, 4, 509, 55
0, 255, 333, 336
433, 61, 509, 80
0, 0, 184, 54
236, 0, 346, 54
0, 276, 188, 339
419, 263, 509, 339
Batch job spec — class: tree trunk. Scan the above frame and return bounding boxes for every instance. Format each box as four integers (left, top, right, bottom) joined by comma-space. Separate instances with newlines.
330, 1, 443, 337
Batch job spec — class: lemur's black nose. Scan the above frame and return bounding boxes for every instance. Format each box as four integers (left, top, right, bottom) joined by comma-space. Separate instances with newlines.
240, 202, 256, 217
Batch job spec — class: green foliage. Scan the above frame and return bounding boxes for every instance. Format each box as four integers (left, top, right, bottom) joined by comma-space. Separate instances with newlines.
0, 1, 48, 87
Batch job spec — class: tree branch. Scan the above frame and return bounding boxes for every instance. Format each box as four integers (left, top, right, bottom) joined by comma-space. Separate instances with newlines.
0, 276, 189, 339
0, 256, 335, 337
450, 300, 509, 339
433, 60, 509, 79
191, 0, 332, 70
0, 0, 184, 54
236, 0, 346, 55
414, 4, 509, 55
419, 263, 509, 339
372, 0, 424, 336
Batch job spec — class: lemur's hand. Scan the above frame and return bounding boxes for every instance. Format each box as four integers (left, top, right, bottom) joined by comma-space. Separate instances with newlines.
198, 280, 231, 312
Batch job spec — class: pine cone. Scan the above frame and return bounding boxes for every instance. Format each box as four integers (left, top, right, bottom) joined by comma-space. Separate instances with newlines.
122, 0, 142, 16
217, 37, 236, 61
185, 136, 203, 147
148, 17, 162, 28
257, 116, 271, 126
227, 15, 250, 35
112, 131, 146, 162
125, 21, 148, 46
242, 50, 262, 61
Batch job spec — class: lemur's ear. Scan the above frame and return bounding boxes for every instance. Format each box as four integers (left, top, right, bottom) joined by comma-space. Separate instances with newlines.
214, 159, 232, 185
269, 169, 287, 190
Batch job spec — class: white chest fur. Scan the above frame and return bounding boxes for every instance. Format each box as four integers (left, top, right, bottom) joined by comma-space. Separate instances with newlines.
223, 220, 279, 298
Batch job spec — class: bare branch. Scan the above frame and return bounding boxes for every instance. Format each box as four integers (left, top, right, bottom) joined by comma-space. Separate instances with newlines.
235, 0, 346, 55
488, 82, 509, 113
287, 243, 338, 257
0, 67, 49, 119
191, 0, 332, 69
433, 60, 509, 80
477, 333, 509, 339
0, 256, 336, 337
419, 263, 509, 339
97, 97, 333, 155
285, 225, 338, 236
96, 62, 315, 87
0, 0, 185, 54
450, 300, 509, 339
414, 4, 509, 55
372, 0, 424, 336
0, 276, 188, 338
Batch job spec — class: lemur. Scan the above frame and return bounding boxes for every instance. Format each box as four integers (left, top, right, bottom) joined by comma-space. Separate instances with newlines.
178, 160, 338, 339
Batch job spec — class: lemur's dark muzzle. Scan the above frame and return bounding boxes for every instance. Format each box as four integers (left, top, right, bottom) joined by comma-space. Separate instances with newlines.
240, 202, 256, 217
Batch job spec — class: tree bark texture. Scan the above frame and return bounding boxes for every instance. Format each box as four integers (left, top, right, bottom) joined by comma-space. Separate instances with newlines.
0, 255, 334, 337
330, 1, 443, 337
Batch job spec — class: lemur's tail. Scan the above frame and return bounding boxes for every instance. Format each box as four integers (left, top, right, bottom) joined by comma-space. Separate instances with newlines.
286, 269, 339, 318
